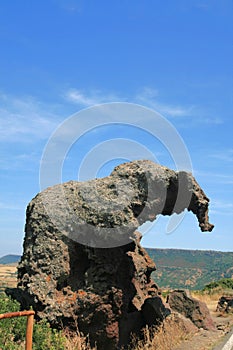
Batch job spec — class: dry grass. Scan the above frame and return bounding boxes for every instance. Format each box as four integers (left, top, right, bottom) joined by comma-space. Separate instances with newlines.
63, 330, 97, 350
0, 264, 17, 291
190, 291, 222, 312
130, 316, 188, 350
190, 289, 233, 314
61, 315, 188, 350
191, 290, 233, 325
191, 290, 222, 301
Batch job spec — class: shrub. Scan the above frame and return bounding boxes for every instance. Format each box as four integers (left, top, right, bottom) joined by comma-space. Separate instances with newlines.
0, 292, 65, 350
202, 278, 233, 293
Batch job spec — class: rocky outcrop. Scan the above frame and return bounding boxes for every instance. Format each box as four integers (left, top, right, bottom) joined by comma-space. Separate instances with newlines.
11, 232, 163, 349
167, 290, 216, 331
170, 312, 198, 334
142, 296, 171, 326
216, 296, 233, 313
8, 160, 214, 349
24, 160, 213, 249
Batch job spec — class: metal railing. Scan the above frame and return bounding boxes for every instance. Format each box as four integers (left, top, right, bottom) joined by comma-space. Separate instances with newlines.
0, 310, 35, 350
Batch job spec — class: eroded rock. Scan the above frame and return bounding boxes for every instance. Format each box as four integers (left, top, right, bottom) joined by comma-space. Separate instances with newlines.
142, 296, 171, 326
8, 160, 214, 349
167, 290, 216, 331
11, 232, 159, 349
216, 296, 233, 313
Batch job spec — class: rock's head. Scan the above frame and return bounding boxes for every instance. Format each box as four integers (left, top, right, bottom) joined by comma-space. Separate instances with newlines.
8, 160, 214, 349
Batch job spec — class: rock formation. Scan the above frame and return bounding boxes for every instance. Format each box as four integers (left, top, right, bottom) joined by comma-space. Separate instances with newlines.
167, 290, 216, 331
216, 296, 233, 313
8, 160, 214, 349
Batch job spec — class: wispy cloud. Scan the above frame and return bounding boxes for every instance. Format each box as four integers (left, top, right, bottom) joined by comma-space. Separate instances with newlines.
65, 86, 195, 118
195, 2, 210, 11
198, 117, 223, 125
210, 149, 233, 163
0, 93, 62, 142
194, 170, 233, 185
52, 0, 84, 13
0, 152, 40, 171
135, 87, 194, 117
210, 199, 233, 216
63, 86, 224, 126
135, 87, 223, 125
65, 88, 123, 106
0, 202, 23, 211
65, 86, 187, 117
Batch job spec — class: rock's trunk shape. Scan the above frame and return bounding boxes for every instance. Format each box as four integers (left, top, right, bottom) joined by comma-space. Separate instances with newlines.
8, 160, 214, 349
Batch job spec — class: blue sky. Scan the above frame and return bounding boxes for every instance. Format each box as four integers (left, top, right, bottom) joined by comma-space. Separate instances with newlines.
0, 0, 232, 256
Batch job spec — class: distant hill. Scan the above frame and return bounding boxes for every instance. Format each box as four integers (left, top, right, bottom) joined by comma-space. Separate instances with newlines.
1, 249, 233, 290
146, 248, 233, 290
0, 255, 21, 264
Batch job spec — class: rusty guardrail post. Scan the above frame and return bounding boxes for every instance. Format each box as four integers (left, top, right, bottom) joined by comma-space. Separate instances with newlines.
0, 310, 35, 350
25, 312, 34, 350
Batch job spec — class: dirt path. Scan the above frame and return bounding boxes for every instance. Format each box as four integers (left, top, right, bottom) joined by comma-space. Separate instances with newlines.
213, 328, 233, 350
174, 312, 233, 350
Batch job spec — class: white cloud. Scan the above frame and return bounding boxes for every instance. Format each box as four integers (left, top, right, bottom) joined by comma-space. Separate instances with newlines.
195, 2, 209, 10
1, 88, 223, 147
0, 152, 39, 171
65, 88, 123, 106
194, 170, 233, 185
212, 200, 233, 209
54, 0, 83, 13
135, 87, 224, 125
0, 93, 62, 142
210, 199, 233, 216
135, 87, 194, 117
210, 149, 233, 163
0, 202, 23, 211
64, 86, 224, 126
65, 86, 196, 118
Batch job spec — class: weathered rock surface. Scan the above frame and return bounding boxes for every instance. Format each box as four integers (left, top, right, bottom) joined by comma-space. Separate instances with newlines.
23, 160, 213, 249
171, 312, 198, 335
216, 296, 233, 313
142, 296, 171, 326
8, 160, 214, 349
167, 290, 216, 331
11, 232, 159, 349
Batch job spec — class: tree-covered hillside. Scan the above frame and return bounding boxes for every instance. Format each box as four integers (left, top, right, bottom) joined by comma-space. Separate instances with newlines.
146, 248, 233, 290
